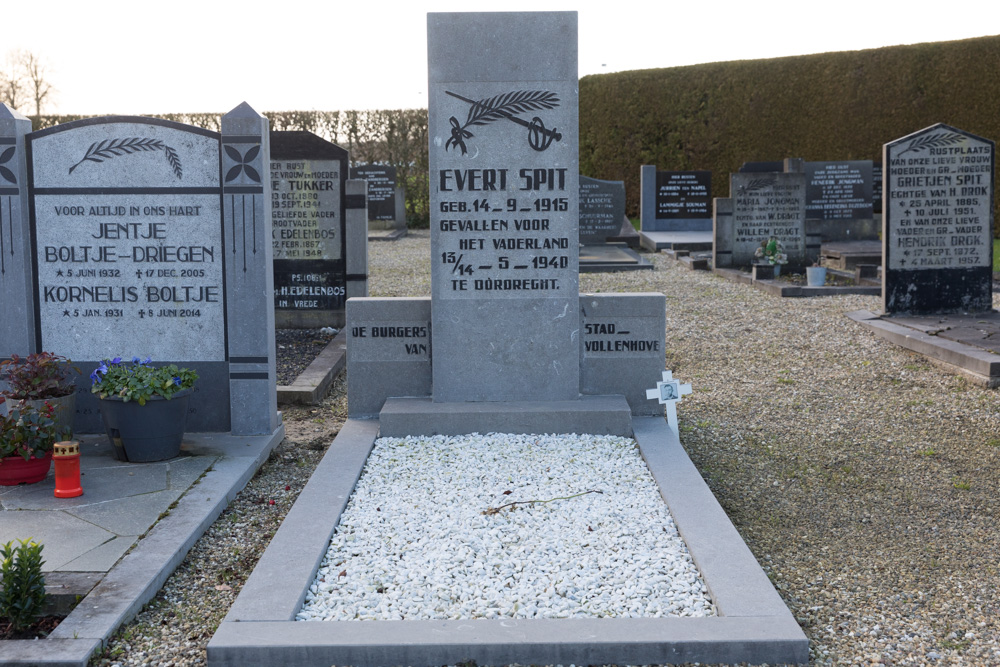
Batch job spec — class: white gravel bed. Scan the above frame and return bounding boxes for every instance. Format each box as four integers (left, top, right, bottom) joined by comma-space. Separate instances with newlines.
297, 432, 715, 622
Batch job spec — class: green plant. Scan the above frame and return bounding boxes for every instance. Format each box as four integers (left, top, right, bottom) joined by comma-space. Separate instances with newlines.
0, 402, 66, 460
0, 538, 47, 632
952, 478, 972, 490
90, 357, 197, 405
754, 237, 788, 265
0, 352, 80, 400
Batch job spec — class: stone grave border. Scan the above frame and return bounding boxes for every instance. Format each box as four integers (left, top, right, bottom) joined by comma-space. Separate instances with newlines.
848, 310, 1000, 387
1, 429, 284, 667
275, 328, 348, 405
711, 266, 881, 298
207, 416, 808, 666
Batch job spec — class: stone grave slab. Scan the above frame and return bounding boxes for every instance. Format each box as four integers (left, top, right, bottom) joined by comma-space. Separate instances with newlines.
883, 123, 994, 315
578, 243, 652, 272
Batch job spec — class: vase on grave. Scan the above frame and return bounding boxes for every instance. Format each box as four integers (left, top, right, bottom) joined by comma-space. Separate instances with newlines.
99, 389, 192, 463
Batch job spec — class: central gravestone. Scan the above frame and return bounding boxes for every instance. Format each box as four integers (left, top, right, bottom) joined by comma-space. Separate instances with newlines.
429, 12, 579, 402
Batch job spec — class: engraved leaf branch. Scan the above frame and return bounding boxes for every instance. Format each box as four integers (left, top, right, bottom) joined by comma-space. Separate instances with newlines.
69, 137, 183, 179
446, 90, 561, 154
738, 176, 777, 193
897, 131, 966, 156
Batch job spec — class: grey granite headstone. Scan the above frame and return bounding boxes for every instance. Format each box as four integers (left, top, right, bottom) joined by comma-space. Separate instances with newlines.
428, 11, 579, 402
270, 131, 353, 328
730, 172, 807, 269
640, 165, 712, 232
350, 165, 397, 223
883, 123, 994, 315
579, 175, 625, 245
712, 197, 734, 268
10, 103, 277, 435
0, 104, 34, 358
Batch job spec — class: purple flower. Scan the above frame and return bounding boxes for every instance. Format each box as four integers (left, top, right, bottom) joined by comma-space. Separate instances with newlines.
142, 356, 152, 365
132, 356, 141, 364
111, 356, 122, 365
173, 377, 182, 386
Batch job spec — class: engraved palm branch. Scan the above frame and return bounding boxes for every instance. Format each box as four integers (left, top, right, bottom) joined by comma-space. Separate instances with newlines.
445, 90, 561, 154
69, 137, 182, 179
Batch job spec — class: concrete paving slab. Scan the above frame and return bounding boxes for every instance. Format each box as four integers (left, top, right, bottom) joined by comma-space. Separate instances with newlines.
165, 455, 217, 490
65, 489, 184, 538
0, 510, 115, 572
4, 464, 168, 510
0, 425, 285, 667
56, 535, 133, 573
208, 417, 807, 666
639, 230, 713, 252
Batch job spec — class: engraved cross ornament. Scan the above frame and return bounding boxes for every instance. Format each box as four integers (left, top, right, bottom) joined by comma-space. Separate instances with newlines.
646, 371, 692, 432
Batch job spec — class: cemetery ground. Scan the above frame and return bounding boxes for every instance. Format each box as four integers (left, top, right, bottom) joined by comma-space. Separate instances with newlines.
82, 231, 999, 666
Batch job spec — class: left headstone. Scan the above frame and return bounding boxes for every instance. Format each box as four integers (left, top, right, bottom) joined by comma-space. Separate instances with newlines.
0, 103, 278, 435
579, 175, 626, 245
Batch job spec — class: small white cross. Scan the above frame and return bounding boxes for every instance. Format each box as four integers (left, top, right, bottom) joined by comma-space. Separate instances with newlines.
646, 370, 692, 433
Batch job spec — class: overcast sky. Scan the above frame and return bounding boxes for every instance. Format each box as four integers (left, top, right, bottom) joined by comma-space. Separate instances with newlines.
4, 0, 997, 116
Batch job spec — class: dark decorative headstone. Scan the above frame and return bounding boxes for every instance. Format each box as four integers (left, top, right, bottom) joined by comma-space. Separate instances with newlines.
872, 165, 883, 214
270, 131, 349, 327
883, 123, 994, 315
739, 160, 784, 173
579, 175, 625, 245
639, 166, 711, 232
805, 161, 873, 220
350, 165, 396, 222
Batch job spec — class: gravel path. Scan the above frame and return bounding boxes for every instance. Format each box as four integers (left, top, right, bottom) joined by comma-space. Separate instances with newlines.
91, 230, 1000, 666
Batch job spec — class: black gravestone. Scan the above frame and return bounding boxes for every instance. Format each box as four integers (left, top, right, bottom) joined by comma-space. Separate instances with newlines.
805, 161, 873, 220
270, 131, 349, 327
350, 165, 396, 221
655, 170, 711, 220
579, 175, 626, 245
883, 123, 994, 315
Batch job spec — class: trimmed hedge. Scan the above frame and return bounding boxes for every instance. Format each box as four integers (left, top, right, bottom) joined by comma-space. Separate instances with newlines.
29, 34, 1000, 232
579, 34, 1000, 230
